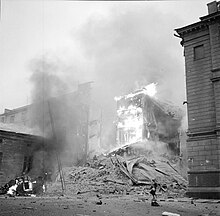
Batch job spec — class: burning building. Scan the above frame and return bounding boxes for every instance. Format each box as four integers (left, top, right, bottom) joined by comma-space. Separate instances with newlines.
175, 1, 220, 198
115, 84, 184, 156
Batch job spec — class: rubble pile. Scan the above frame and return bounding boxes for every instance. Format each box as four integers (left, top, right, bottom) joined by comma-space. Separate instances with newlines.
47, 154, 188, 197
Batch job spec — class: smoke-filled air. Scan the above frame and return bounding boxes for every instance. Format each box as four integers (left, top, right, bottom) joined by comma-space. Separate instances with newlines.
29, 5, 186, 161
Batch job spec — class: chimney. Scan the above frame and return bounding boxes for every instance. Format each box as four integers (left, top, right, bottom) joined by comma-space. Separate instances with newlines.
207, 1, 220, 14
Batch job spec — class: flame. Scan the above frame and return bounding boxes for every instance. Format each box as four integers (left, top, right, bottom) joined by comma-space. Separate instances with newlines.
116, 105, 143, 145
115, 82, 157, 101
115, 83, 157, 146
143, 83, 157, 97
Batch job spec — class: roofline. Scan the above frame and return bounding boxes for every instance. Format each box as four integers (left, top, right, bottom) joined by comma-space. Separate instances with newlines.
0, 129, 44, 140
0, 83, 89, 117
175, 11, 220, 37
0, 104, 31, 116
175, 20, 206, 36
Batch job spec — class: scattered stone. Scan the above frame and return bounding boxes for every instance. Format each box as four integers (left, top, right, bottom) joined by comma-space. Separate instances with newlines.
162, 212, 180, 216
96, 200, 102, 205
22, 207, 35, 210
46, 155, 187, 198
151, 200, 160, 206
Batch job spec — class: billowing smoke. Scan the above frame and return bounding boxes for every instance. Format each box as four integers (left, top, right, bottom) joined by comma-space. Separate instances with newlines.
76, 6, 185, 102
74, 6, 185, 149
29, 57, 69, 103
29, 56, 71, 138
29, 5, 186, 159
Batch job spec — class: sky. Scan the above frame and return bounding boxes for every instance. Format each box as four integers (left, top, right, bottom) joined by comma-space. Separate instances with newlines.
0, 0, 209, 114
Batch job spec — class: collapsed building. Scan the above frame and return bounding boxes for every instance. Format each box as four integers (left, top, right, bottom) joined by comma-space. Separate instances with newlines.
175, 1, 220, 198
114, 84, 184, 157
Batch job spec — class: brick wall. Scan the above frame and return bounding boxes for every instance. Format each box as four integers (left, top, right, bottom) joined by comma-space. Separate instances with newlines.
0, 131, 43, 185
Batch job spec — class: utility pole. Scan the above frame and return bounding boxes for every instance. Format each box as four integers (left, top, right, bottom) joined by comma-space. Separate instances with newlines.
47, 100, 66, 195
84, 104, 89, 164
78, 82, 93, 164
100, 108, 103, 148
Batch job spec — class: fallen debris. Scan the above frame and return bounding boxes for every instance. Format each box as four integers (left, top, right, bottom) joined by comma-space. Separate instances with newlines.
151, 200, 160, 206
162, 212, 180, 216
46, 154, 188, 198
95, 200, 102, 205
22, 207, 35, 210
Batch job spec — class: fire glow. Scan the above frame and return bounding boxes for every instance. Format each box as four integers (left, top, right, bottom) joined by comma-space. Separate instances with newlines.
115, 83, 157, 146
114, 83, 157, 101
117, 105, 143, 145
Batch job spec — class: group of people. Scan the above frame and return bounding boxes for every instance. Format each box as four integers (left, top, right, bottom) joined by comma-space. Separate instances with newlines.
0, 175, 45, 197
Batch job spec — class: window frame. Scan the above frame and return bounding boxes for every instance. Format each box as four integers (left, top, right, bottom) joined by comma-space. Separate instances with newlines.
10, 115, 15, 123
194, 44, 205, 60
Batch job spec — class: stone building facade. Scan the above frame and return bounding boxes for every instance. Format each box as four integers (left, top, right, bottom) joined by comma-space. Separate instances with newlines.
176, 1, 220, 198
0, 106, 31, 126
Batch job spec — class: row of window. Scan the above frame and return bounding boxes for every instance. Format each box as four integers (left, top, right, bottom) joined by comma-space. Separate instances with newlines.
0, 111, 27, 124
1, 115, 15, 123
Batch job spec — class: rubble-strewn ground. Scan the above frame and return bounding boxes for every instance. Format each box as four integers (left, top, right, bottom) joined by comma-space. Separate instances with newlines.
46, 154, 187, 198
1, 154, 219, 216
0, 194, 219, 216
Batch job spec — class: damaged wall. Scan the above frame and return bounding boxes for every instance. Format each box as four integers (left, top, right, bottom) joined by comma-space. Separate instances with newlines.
115, 87, 183, 155
0, 130, 44, 185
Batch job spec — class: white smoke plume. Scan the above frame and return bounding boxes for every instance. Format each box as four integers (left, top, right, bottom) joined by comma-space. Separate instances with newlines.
29, 5, 186, 153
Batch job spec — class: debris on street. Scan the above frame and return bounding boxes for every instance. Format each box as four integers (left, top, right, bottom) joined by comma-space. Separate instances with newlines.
162, 212, 181, 216
46, 153, 187, 198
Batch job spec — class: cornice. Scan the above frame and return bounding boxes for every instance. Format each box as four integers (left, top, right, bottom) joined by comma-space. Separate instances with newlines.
175, 11, 220, 37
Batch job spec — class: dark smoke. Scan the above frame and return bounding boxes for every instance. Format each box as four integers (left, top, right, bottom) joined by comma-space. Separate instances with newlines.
29, 56, 69, 137
76, 6, 185, 101
74, 6, 185, 149
29, 55, 93, 168
29, 56, 73, 103
29, 5, 186, 154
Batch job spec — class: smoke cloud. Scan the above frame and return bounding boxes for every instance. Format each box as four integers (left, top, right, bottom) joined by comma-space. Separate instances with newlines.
76, 6, 185, 102
75, 6, 185, 148
29, 5, 186, 154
